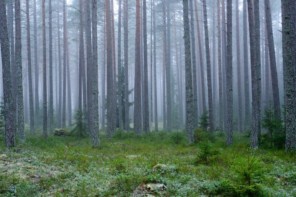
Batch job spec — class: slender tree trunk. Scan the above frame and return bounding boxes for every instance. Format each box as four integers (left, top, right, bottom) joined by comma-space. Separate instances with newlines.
282, 0, 296, 151
49, 0, 54, 131
217, 0, 223, 129
203, 0, 214, 132
134, 0, 143, 134
183, 0, 195, 143
189, 0, 198, 126
26, 0, 35, 133
194, 1, 206, 115
117, 0, 123, 130
243, 0, 250, 131
105, 0, 116, 136
62, 0, 67, 127
264, 0, 281, 120
90, 0, 99, 147
123, 0, 129, 130
57, 2, 63, 128
42, 0, 48, 138
143, 0, 150, 132
152, 0, 158, 131
34, 0, 39, 126
0, 0, 16, 147
236, 0, 243, 132
226, 0, 233, 145
15, 0, 24, 141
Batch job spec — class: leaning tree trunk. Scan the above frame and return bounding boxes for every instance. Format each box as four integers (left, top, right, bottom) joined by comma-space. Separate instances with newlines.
264, 0, 281, 120
282, 0, 296, 151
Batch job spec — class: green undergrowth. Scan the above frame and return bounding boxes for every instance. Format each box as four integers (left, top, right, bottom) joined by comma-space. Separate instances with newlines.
0, 131, 295, 196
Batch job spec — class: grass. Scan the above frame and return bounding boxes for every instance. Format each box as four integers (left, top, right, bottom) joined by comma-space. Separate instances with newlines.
0, 131, 295, 196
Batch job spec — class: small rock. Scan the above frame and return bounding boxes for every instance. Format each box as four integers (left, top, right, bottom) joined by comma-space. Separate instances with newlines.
133, 183, 167, 197
54, 128, 70, 136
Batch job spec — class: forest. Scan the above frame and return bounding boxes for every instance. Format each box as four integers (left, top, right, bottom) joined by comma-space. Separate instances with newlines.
0, 0, 296, 196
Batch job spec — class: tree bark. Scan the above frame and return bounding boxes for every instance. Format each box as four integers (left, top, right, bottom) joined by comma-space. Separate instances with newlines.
203, 0, 214, 132
226, 0, 233, 145
183, 0, 195, 143
134, 0, 143, 134
26, 0, 35, 133
264, 0, 281, 120
0, 0, 16, 147
282, 0, 296, 151
42, 0, 48, 138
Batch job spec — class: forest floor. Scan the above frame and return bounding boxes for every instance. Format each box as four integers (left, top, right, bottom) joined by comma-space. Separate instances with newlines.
0, 131, 296, 196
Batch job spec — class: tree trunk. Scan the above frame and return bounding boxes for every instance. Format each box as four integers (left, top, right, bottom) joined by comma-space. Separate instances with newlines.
143, 0, 150, 132
42, 0, 48, 138
248, 0, 261, 148
236, 0, 243, 132
243, 0, 250, 131
264, 0, 281, 120
15, 0, 24, 141
123, 0, 129, 130
282, 0, 296, 151
134, 0, 143, 134
33, 0, 39, 127
105, 0, 116, 136
183, 0, 195, 143
90, 0, 99, 147
49, 0, 54, 132
226, 0, 233, 145
203, 0, 214, 132
0, 0, 16, 147
26, 0, 35, 133
152, 0, 158, 131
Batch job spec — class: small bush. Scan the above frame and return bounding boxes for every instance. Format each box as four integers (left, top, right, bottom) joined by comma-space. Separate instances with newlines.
199, 112, 209, 131
262, 108, 285, 149
194, 128, 213, 143
71, 110, 87, 137
195, 142, 219, 165
170, 132, 186, 145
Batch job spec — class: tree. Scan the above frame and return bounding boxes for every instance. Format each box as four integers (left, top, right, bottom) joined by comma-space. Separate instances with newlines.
0, 0, 16, 147
183, 0, 195, 143
264, 0, 281, 121
203, 0, 214, 132
90, 0, 99, 147
152, 0, 158, 131
143, 0, 150, 132
236, 0, 243, 132
49, 0, 54, 131
15, 0, 24, 141
226, 0, 233, 145
34, 0, 39, 125
282, 0, 296, 151
26, 0, 35, 133
123, 0, 130, 131
42, 0, 48, 137
105, 0, 116, 136
248, 0, 261, 148
243, 0, 250, 131
134, 0, 143, 134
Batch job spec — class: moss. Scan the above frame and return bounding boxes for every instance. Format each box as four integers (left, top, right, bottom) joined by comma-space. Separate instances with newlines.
0, 132, 295, 195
